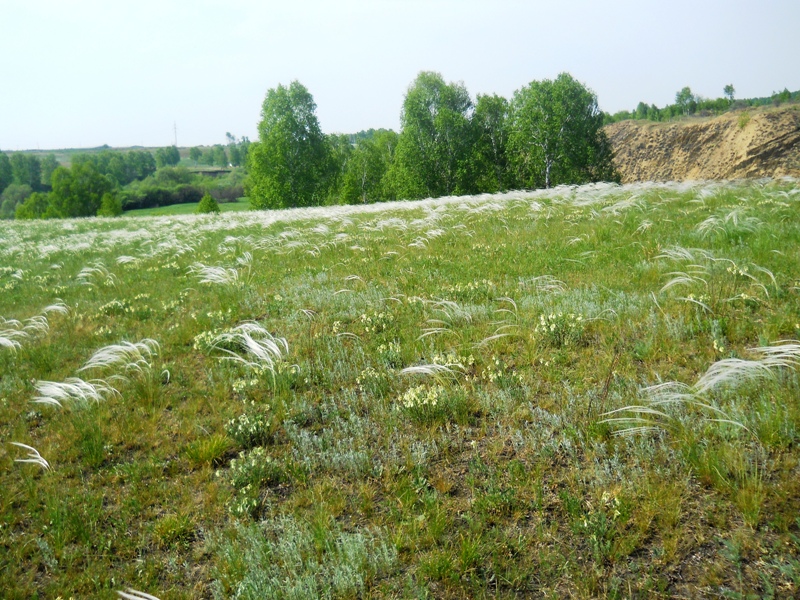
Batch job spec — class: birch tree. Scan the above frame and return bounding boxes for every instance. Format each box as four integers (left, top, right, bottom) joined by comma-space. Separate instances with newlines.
507, 73, 616, 189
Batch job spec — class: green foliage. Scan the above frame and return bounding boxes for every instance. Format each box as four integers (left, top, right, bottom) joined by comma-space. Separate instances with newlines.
391, 71, 475, 199
205, 169, 246, 202
96, 192, 122, 217
197, 193, 221, 214
73, 149, 156, 187
119, 166, 205, 210
508, 72, 617, 188
154, 145, 181, 168
605, 85, 799, 124
9, 153, 42, 190
48, 163, 113, 217
197, 145, 228, 167
247, 81, 330, 209
14, 191, 49, 219
340, 130, 398, 204
738, 111, 751, 129
675, 86, 697, 115
470, 94, 510, 192
0, 152, 12, 195
324, 133, 353, 203
0, 184, 33, 219
193, 135, 250, 168
39, 154, 59, 187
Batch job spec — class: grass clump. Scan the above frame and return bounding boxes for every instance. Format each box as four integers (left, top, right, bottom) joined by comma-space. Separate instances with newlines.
211, 516, 397, 599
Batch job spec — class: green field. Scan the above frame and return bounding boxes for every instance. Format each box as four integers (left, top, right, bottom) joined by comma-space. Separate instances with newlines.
123, 198, 251, 216
2, 179, 800, 598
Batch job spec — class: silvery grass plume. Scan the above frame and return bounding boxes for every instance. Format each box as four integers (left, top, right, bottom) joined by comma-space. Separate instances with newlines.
518, 275, 566, 294
0, 319, 27, 352
117, 589, 161, 600
189, 252, 253, 287
210, 322, 289, 383
401, 363, 465, 386
77, 261, 117, 287
418, 299, 472, 341
693, 342, 800, 395
603, 342, 800, 436
78, 339, 159, 374
33, 377, 120, 408
189, 263, 240, 286
42, 300, 68, 315
658, 246, 775, 305
696, 207, 762, 239
10, 442, 51, 470
0, 303, 67, 352
475, 297, 519, 349
22, 315, 50, 336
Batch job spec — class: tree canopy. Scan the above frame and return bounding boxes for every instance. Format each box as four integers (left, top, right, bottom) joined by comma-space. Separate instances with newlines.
155, 146, 181, 168
47, 163, 114, 218
470, 94, 510, 193
391, 72, 475, 199
0, 153, 12, 196
341, 130, 398, 204
507, 73, 616, 189
247, 81, 330, 209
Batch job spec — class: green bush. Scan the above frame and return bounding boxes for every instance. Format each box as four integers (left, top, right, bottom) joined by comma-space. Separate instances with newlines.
96, 192, 122, 217
197, 193, 220, 214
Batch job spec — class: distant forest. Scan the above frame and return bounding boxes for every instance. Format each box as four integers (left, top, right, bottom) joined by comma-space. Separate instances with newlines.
2, 79, 797, 219
603, 85, 800, 124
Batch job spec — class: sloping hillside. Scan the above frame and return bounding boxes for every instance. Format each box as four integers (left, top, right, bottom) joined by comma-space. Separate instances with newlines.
606, 105, 800, 182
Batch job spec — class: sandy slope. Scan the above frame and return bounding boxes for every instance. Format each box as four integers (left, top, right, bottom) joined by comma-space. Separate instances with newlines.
605, 105, 800, 183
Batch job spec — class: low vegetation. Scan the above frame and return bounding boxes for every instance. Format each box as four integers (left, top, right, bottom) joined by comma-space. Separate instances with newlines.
604, 84, 800, 124
2, 178, 800, 598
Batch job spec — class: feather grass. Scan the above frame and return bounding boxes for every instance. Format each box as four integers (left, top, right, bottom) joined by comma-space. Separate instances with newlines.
32, 377, 120, 407
10, 442, 51, 470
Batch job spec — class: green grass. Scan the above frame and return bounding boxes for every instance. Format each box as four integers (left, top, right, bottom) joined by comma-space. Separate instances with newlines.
2, 180, 800, 598
123, 198, 251, 216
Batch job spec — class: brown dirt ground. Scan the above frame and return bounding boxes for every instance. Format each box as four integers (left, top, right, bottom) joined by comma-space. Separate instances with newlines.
605, 104, 800, 183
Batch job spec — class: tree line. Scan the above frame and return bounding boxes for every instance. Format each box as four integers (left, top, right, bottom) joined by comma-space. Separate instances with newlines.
604, 84, 800, 124
13, 74, 793, 219
1, 149, 163, 219
1, 143, 247, 219
246, 71, 619, 209
188, 135, 251, 168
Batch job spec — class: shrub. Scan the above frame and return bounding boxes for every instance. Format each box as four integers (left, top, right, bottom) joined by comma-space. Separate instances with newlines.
197, 193, 220, 214
96, 192, 122, 217
738, 111, 751, 129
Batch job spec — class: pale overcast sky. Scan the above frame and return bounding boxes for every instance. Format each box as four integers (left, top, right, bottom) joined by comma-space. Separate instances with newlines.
1, 0, 798, 150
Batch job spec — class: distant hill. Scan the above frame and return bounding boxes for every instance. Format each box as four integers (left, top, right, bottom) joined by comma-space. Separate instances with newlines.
605, 105, 800, 182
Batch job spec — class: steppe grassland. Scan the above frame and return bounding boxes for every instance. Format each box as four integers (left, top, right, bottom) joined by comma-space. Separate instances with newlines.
2, 179, 800, 598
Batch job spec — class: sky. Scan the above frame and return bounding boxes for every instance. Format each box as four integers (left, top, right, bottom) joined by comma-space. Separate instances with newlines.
1, 0, 799, 151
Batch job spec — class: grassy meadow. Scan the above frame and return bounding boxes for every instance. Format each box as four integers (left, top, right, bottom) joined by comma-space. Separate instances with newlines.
2, 179, 800, 598
123, 199, 251, 217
